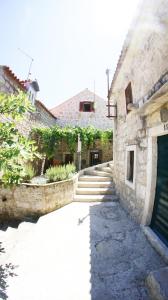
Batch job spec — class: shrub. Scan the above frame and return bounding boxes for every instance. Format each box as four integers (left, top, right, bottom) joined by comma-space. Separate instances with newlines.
65, 163, 76, 178
45, 163, 76, 183
23, 164, 36, 182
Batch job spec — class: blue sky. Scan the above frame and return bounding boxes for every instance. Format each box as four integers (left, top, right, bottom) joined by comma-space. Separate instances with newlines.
0, 0, 139, 108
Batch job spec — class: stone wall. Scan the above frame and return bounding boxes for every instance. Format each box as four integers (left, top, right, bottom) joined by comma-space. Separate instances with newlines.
0, 175, 77, 220
51, 88, 112, 130
35, 100, 56, 128
53, 139, 113, 169
110, 0, 168, 223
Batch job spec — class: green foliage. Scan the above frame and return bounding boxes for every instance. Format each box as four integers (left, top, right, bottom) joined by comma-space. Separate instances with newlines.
65, 163, 76, 178
0, 90, 34, 119
32, 126, 113, 158
22, 164, 36, 182
45, 163, 76, 182
0, 91, 38, 186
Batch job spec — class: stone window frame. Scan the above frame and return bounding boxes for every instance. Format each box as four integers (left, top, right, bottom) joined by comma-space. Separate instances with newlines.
125, 145, 137, 190
142, 123, 168, 225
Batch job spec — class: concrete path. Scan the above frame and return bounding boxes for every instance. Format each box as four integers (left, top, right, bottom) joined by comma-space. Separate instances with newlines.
0, 202, 166, 300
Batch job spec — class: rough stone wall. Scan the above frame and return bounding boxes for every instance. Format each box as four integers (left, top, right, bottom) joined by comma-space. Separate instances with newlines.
111, 0, 168, 223
0, 176, 77, 220
53, 139, 113, 168
0, 67, 18, 94
51, 89, 112, 130
35, 101, 56, 128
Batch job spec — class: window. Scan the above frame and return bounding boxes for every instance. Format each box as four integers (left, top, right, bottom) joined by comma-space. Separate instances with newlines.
79, 101, 94, 112
127, 151, 134, 182
125, 82, 133, 114
125, 145, 136, 189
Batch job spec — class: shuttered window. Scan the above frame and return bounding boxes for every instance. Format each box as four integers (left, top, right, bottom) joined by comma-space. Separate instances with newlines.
79, 101, 94, 112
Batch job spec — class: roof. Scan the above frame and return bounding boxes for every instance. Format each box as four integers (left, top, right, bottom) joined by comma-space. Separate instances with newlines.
50, 88, 106, 116
1, 66, 40, 92
35, 100, 57, 119
2, 65, 26, 91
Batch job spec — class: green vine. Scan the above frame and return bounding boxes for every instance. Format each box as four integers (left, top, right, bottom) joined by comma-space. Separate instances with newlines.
31, 126, 113, 158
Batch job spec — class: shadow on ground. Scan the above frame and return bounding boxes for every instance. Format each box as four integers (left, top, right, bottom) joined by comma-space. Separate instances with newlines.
0, 216, 39, 232
0, 242, 18, 300
89, 202, 166, 300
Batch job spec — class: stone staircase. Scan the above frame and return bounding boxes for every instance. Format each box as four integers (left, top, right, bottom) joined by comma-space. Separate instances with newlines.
74, 162, 118, 202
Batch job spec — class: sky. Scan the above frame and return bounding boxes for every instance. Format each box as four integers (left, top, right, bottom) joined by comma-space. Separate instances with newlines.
0, 0, 140, 109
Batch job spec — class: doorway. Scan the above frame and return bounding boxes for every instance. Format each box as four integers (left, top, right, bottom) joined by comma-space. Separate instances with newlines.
64, 153, 73, 164
151, 134, 168, 246
90, 150, 102, 166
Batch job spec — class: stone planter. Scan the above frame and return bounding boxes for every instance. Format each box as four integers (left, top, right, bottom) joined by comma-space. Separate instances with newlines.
0, 175, 78, 220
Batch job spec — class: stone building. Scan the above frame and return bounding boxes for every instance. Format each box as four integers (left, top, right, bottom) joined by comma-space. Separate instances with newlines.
0, 65, 56, 134
51, 88, 112, 130
110, 0, 168, 245
51, 89, 113, 167
52, 138, 112, 169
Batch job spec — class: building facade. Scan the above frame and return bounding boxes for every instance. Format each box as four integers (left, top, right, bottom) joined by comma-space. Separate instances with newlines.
51, 89, 113, 167
0, 65, 56, 135
110, 0, 168, 245
51, 88, 112, 130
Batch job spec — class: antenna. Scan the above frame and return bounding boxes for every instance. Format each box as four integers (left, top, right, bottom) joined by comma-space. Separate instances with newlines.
18, 48, 34, 80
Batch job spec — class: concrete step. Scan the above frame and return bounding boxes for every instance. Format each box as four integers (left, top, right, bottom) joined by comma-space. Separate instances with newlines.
84, 170, 112, 178
76, 187, 114, 195
74, 194, 118, 202
78, 181, 113, 188
79, 175, 112, 182
96, 166, 112, 174
146, 267, 168, 300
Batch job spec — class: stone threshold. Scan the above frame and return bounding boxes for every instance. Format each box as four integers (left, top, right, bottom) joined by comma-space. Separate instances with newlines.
141, 225, 168, 264
141, 226, 168, 300
146, 266, 168, 300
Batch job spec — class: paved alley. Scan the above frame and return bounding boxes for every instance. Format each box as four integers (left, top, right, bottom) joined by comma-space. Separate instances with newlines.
0, 202, 166, 300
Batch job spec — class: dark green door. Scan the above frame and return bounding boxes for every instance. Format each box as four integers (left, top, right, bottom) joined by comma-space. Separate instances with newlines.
151, 134, 168, 246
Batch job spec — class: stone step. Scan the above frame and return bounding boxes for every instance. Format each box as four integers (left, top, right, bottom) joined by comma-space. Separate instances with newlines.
79, 175, 112, 182
108, 162, 114, 169
74, 194, 118, 202
146, 267, 168, 300
76, 187, 114, 195
78, 181, 113, 188
84, 170, 112, 178
96, 166, 112, 174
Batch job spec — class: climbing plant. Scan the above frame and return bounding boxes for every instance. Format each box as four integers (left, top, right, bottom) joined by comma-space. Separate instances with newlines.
31, 125, 113, 161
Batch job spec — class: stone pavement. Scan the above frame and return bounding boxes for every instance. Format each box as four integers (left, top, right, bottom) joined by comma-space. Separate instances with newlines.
0, 202, 166, 300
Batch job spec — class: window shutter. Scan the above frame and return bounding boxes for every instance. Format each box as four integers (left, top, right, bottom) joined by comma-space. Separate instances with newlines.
91, 102, 95, 112
79, 102, 83, 112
